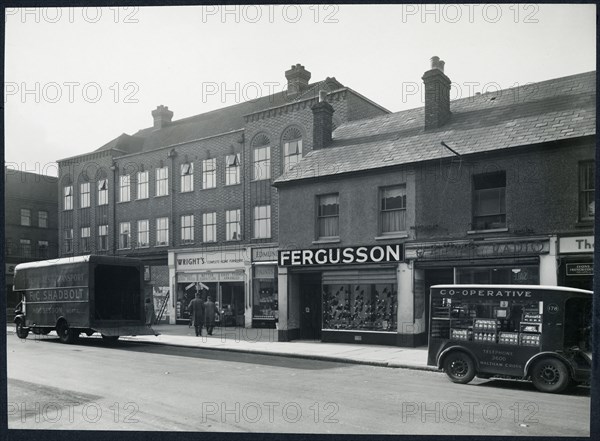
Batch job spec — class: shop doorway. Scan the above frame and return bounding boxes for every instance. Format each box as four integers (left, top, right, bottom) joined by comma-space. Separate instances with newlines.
299, 273, 322, 340
220, 282, 245, 327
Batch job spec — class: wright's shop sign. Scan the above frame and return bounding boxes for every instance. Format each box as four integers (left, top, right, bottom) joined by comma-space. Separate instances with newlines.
278, 244, 403, 266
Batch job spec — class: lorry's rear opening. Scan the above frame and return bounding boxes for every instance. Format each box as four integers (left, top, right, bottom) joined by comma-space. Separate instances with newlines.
94, 264, 141, 321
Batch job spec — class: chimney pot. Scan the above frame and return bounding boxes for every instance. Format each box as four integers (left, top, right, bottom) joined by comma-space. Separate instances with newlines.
422, 57, 451, 130
311, 98, 334, 150
152, 105, 174, 130
285, 63, 311, 99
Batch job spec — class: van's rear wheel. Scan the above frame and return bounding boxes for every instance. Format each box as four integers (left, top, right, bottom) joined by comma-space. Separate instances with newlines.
443, 351, 476, 384
15, 320, 29, 339
531, 357, 570, 393
56, 321, 77, 344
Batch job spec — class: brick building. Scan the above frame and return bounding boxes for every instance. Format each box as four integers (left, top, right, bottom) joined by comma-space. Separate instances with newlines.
57, 64, 388, 326
274, 57, 595, 346
4, 167, 59, 318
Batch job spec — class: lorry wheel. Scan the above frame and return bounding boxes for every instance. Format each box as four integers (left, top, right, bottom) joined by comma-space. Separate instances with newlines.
57, 321, 77, 344
443, 351, 476, 384
531, 357, 570, 393
15, 320, 29, 339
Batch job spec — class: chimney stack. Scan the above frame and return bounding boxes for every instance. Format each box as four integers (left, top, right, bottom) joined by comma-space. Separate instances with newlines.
311, 91, 334, 150
285, 64, 311, 98
152, 105, 174, 130
422, 56, 451, 130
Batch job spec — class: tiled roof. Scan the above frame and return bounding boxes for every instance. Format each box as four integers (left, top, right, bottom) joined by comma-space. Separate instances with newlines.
96, 79, 343, 154
274, 71, 596, 184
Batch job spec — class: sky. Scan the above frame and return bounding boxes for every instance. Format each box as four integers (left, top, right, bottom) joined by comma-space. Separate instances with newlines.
4, 3, 596, 176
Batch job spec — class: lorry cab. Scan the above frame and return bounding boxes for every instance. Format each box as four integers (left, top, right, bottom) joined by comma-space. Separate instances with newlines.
428, 284, 592, 393
13, 255, 158, 343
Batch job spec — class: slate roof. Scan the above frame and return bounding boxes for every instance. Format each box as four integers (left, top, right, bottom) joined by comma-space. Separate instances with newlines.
93, 78, 345, 154
274, 71, 596, 184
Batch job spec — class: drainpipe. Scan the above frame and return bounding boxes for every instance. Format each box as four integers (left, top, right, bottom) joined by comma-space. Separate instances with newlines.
110, 161, 117, 255
167, 149, 177, 248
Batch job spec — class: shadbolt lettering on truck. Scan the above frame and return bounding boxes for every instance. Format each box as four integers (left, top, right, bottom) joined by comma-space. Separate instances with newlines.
13, 255, 159, 344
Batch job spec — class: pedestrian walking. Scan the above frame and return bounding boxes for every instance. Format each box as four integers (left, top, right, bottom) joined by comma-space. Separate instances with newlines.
187, 293, 205, 337
204, 295, 216, 336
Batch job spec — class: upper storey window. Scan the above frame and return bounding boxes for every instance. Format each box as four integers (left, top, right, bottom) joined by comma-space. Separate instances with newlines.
472, 171, 506, 230
252, 134, 271, 181
282, 127, 303, 173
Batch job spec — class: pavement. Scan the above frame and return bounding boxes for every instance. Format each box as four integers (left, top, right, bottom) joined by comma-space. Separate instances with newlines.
5, 323, 437, 372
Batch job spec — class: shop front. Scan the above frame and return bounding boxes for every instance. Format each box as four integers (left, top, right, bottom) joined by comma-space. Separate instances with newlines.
405, 236, 555, 343
140, 257, 170, 324
251, 247, 279, 329
558, 235, 594, 291
277, 244, 416, 346
169, 247, 251, 326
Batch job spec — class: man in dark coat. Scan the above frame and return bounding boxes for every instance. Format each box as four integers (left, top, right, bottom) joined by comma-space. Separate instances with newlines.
204, 295, 217, 336
187, 293, 205, 337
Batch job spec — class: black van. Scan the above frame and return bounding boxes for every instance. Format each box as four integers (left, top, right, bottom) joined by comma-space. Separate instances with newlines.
428, 284, 592, 393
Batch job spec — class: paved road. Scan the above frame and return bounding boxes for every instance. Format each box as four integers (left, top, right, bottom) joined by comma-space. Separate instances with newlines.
6, 334, 591, 435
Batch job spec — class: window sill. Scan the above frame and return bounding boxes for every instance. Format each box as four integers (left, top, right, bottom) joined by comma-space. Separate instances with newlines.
225, 183, 242, 187
155, 244, 169, 247
181, 242, 195, 246
375, 232, 408, 240
136, 197, 149, 201
117, 201, 131, 204
312, 238, 340, 245
200, 187, 217, 191
137, 245, 150, 249
154, 195, 169, 198
574, 220, 594, 228
117, 248, 131, 251
180, 190, 194, 194
226, 239, 242, 243
467, 228, 509, 234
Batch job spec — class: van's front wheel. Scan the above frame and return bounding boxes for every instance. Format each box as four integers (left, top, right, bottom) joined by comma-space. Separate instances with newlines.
56, 321, 77, 344
15, 319, 29, 339
531, 357, 571, 393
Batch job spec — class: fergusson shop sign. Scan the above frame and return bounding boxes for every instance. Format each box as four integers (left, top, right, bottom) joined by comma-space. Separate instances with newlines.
278, 245, 403, 267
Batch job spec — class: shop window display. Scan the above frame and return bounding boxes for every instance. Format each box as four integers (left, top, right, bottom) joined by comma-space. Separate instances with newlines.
323, 283, 397, 331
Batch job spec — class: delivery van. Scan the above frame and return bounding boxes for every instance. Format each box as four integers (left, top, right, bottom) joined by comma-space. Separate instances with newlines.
13, 255, 159, 343
428, 284, 592, 393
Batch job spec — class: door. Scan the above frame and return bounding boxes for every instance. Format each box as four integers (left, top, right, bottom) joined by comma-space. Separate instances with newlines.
300, 274, 322, 340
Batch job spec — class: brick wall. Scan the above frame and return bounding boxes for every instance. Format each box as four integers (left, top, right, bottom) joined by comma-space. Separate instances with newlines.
414, 138, 595, 240
277, 167, 416, 248
5, 170, 59, 259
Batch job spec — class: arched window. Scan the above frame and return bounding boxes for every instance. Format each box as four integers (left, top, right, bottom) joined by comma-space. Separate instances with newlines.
251, 133, 271, 181
78, 174, 91, 209
62, 176, 73, 211
282, 126, 303, 173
